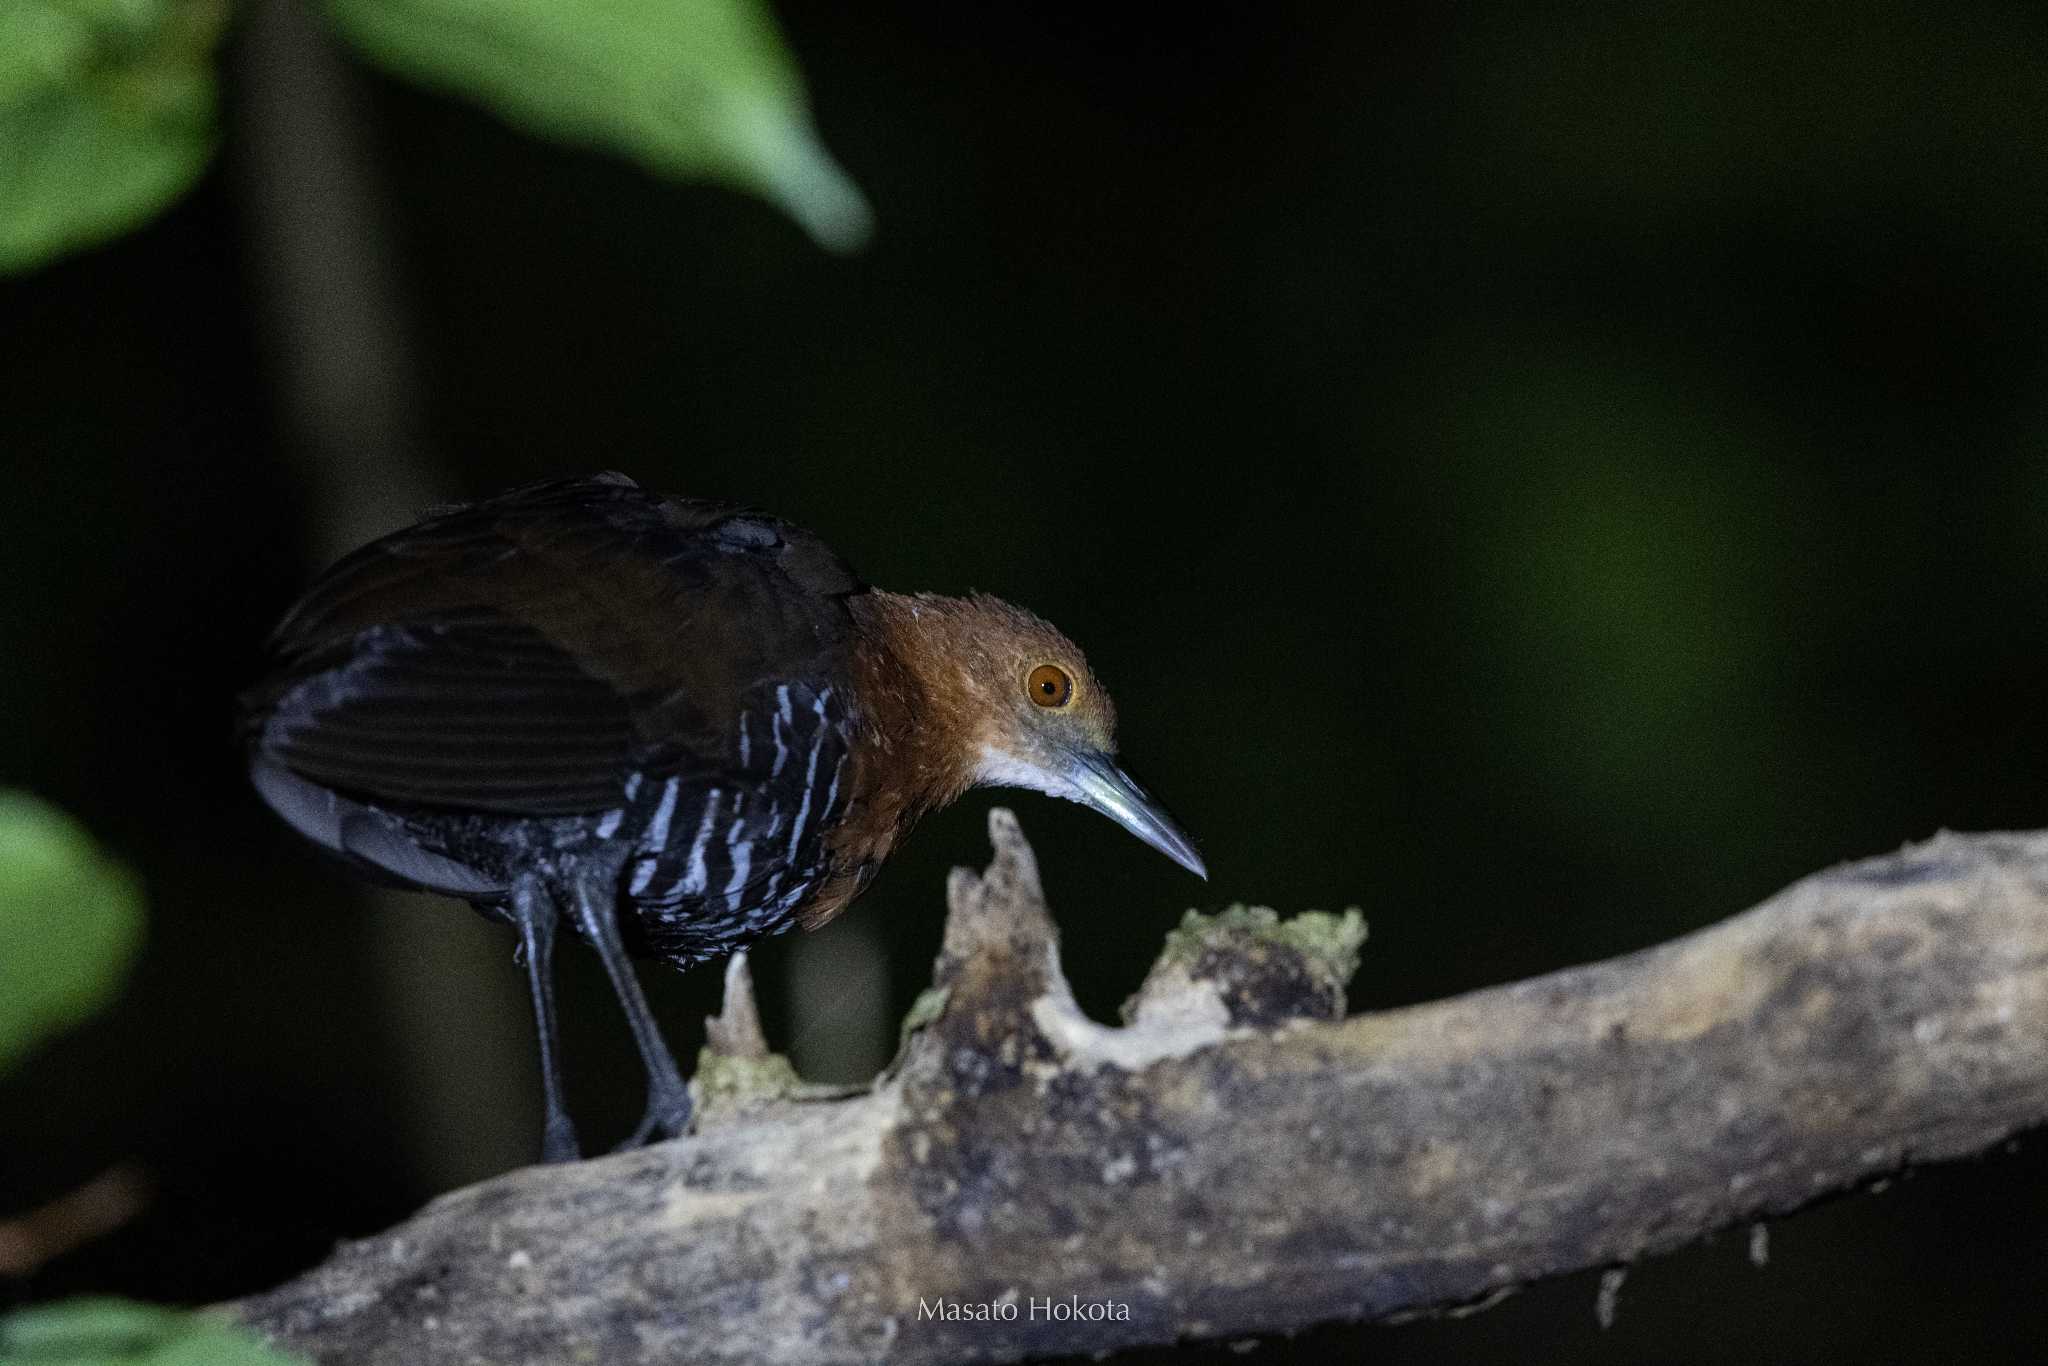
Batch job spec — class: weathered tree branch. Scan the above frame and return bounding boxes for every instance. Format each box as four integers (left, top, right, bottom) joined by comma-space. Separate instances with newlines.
229, 811, 2048, 1364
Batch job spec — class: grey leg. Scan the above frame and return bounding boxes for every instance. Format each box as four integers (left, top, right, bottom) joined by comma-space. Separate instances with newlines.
565, 872, 693, 1147
510, 876, 580, 1164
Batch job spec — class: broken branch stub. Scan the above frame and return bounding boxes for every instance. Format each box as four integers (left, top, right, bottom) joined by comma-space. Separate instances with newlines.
705, 951, 769, 1059
690, 950, 803, 1121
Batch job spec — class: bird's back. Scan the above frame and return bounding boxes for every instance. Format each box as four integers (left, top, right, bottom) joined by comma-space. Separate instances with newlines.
242, 472, 868, 962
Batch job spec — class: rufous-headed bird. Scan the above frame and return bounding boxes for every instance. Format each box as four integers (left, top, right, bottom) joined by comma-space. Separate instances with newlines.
241, 472, 1204, 1162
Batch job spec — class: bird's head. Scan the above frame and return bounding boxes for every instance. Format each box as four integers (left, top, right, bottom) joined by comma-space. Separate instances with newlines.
868, 592, 1206, 880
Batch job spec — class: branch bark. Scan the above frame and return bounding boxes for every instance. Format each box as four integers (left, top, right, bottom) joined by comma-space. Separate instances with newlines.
228, 812, 2048, 1364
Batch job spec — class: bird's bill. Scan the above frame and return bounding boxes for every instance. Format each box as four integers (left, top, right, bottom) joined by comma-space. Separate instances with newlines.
1069, 750, 1208, 880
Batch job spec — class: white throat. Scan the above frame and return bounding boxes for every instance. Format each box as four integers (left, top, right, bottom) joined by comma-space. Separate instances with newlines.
974, 745, 1081, 803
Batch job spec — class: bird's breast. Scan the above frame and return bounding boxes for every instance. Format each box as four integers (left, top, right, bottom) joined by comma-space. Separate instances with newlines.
603, 679, 855, 961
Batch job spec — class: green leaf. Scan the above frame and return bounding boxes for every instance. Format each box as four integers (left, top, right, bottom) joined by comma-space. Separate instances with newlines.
324, 0, 873, 251
0, 0, 228, 274
0, 791, 143, 1072
0, 1298, 307, 1366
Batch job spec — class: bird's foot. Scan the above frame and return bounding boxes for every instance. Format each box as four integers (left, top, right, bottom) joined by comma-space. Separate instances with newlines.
540, 1111, 582, 1164
615, 1086, 693, 1151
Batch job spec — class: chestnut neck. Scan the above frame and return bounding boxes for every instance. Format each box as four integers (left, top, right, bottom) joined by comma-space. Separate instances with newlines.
843, 589, 993, 828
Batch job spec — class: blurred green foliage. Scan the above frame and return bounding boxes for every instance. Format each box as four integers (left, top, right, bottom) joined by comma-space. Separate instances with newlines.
0, 802, 296, 1365
0, 0, 866, 274
1431, 347, 1799, 853
324, 0, 872, 251
0, 790, 143, 1073
0, 1299, 304, 1366
0, 0, 226, 273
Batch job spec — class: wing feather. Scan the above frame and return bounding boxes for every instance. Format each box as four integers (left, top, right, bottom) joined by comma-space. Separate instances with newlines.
243, 473, 864, 818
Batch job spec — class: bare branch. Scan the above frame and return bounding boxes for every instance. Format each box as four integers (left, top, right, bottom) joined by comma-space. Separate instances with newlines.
228, 812, 2048, 1364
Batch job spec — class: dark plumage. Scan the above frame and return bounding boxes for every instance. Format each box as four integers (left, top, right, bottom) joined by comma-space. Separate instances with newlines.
242, 472, 1202, 1162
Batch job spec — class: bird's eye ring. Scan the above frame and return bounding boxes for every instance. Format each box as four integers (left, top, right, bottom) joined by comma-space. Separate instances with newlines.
1026, 663, 1073, 708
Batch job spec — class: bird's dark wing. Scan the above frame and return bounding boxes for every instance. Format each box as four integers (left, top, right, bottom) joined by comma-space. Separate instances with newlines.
243, 472, 865, 817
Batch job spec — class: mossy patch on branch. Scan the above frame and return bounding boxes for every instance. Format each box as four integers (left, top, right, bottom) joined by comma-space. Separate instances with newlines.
1130, 905, 1368, 1028
691, 1047, 802, 1120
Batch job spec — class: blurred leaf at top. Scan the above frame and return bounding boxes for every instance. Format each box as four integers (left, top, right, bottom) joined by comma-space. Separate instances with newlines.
324, 0, 874, 252
0, 790, 143, 1073
0, 0, 227, 275
0, 1298, 306, 1366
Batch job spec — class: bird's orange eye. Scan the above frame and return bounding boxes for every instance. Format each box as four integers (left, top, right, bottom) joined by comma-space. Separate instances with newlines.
1026, 663, 1073, 708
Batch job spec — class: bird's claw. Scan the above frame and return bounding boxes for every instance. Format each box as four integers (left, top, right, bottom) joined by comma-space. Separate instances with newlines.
614, 1088, 693, 1152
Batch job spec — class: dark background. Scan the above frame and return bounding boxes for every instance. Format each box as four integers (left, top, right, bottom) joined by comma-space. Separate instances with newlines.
6, 0, 2048, 1360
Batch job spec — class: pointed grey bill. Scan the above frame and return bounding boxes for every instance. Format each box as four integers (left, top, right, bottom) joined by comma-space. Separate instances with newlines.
1068, 750, 1207, 880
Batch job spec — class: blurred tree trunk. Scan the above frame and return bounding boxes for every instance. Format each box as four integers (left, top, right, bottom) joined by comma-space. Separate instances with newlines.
231, 0, 530, 1187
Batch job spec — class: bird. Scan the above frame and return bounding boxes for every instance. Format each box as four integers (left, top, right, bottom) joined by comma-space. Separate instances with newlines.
240, 471, 1204, 1162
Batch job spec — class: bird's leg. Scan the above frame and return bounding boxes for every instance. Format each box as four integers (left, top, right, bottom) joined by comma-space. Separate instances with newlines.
564, 871, 694, 1148
510, 875, 580, 1164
